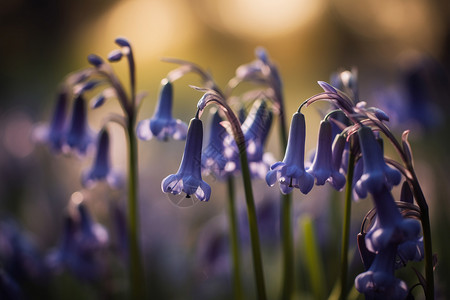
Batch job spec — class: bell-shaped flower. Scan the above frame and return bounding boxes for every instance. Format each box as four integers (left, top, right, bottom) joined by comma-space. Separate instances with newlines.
202, 111, 236, 180
162, 118, 211, 201
355, 126, 401, 197
266, 112, 314, 194
223, 99, 274, 179
307, 120, 346, 190
82, 128, 123, 189
137, 79, 188, 141
33, 91, 68, 153
242, 100, 274, 179
63, 95, 95, 155
46, 203, 108, 282
0, 220, 48, 282
76, 203, 109, 254
355, 243, 409, 300
365, 186, 421, 253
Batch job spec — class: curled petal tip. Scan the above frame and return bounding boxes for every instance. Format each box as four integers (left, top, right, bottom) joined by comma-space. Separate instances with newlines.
318, 81, 336, 93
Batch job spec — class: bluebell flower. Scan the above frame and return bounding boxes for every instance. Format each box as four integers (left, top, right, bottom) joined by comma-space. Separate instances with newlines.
63, 95, 95, 155
202, 111, 236, 180
365, 187, 421, 253
76, 203, 109, 254
0, 220, 48, 283
196, 215, 231, 278
162, 118, 211, 201
266, 112, 314, 194
239, 196, 280, 246
82, 128, 123, 189
33, 91, 68, 152
307, 120, 346, 190
355, 243, 409, 300
46, 202, 108, 282
224, 100, 274, 179
331, 133, 347, 175
137, 79, 188, 141
242, 100, 274, 179
355, 126, 401, 198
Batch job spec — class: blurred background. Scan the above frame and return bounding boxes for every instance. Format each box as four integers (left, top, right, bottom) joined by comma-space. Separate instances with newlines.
0, 0, 449, 299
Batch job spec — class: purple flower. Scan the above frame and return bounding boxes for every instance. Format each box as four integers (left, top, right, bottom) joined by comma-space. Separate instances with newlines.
355, 243, 409, 300
355, 126, 401, 198
137, 79, 188, 141
196, 215, 230, 278
46, 203, 108, 282
365, 187, 421, 253
0, 220, 48, 283
242, 100, 273, 179
307, 120, 346, 190
33, 91, 68, 153
266, 112, 314, 194
201, 111, 236, 180
224, 100, 274, 179
63, 95, 95, 155
82, 128, 123, 189
162, 118, 211, 201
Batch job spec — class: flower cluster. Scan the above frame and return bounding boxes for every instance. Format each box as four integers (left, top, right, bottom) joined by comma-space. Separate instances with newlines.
25, 37, 434, 300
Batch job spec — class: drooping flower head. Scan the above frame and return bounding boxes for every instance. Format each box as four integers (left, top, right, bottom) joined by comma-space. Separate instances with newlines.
162, 117, 211, 202
33, 90, 68, 153
201, 110, 236, 180
46, 201, 109, 282
82, 128, 123, 189
63, 94, 95, 155
365, 186, 421, 254
266, 111, 314, 194
354, 126, 401, 198
137, 79, 188, 141
307, 119, 346, 190
223, 99, 274, 179
355, 243, 409, 300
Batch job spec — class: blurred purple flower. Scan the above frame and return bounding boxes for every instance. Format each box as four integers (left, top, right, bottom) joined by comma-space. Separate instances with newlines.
201, 111, 236, 180
33, 91, 68, 153
137, 79, 188, 141
162, 118, 211, 201
0, 220, 48, 283
266, 112, 314, 194
46, 203, 108, 282
82, 128, 123, 189
63, 95, 95, 156
224, 100, 274, 179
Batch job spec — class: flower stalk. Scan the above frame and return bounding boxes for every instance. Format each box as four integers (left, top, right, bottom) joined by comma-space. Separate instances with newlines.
197, 90, 267, 300
339, 147, 356, 300
226, 176, 244, 300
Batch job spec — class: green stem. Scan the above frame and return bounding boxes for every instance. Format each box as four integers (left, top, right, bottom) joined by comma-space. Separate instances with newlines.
238, 144, 267, 300
339, 150, 356, 300
126, 114, 146, 300
408, 168, 434, 300
226, 176, 245, 300
277, 95, 294, 300
281, 193, 294, 300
